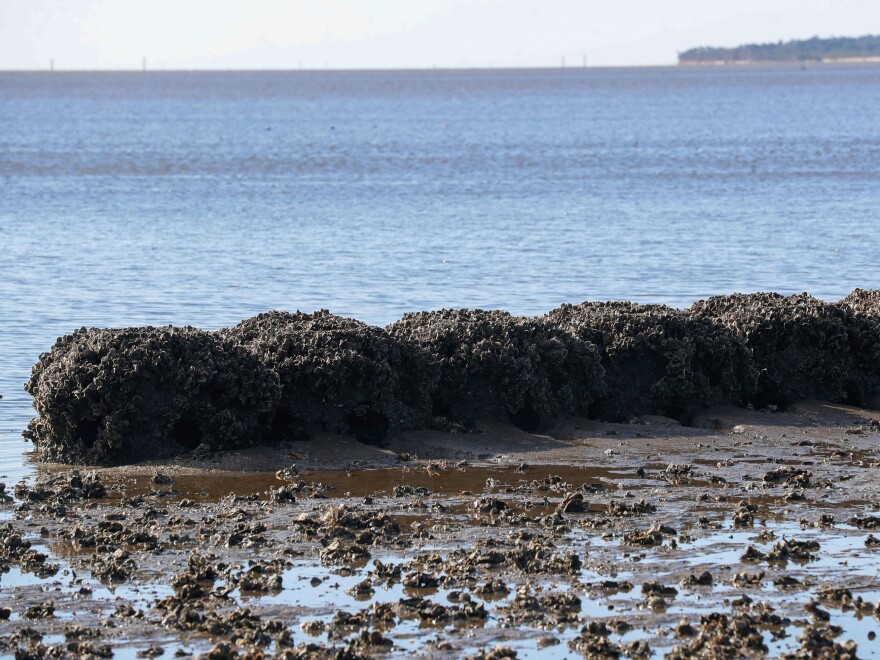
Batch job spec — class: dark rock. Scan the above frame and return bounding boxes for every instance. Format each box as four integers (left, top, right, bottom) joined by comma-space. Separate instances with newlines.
389, 308, 604, 430
680, 571, 713, 587
24, 326, 280, 465
642, 581, 678, 598
839, 288, 880, 316
767, 538, 820, 562
568, 625, 623, 657
849, 515, 880, 530
402, 571, 440, 589
471, 497, 509, 515
227, 310, 436, 443
667, 613, 767, 658
837, 288, 880, 406
547, 301, 755, 421
558, 492, 588, 513
783, 625, 858, 660
691, 292, 855, 406
24, 600, 55, 619
465, 644, 518, 660
24, 292, 878, 466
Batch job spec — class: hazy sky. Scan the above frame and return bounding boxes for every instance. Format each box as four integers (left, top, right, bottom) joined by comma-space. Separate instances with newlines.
2, 0, 879, 70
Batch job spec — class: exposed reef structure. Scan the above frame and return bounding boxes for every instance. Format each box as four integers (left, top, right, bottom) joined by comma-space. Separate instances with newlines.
691, 293, 863, 407
24, 327, 280, 465
388, 309, 604, 430
22, 290, 880, 466
225, 310, 437, 444
839, 288, 880, 316
837, 289, 880, 407
546, 302, 757, 422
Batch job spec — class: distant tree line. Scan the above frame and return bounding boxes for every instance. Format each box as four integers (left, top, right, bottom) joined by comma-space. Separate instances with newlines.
679, 34, 880, 63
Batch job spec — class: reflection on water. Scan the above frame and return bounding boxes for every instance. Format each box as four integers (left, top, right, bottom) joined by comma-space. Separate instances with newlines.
30, 463, 641, 503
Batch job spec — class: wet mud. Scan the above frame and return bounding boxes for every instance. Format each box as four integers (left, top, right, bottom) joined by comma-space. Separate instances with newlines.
3, 402, 880, 657
22, 290, 880, 466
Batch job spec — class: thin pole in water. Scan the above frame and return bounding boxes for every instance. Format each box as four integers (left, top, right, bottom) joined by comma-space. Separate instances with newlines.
142, 57, 147, 72
50, 58, 54, 72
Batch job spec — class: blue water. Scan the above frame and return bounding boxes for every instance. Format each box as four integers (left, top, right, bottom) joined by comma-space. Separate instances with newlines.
2, 65, 879, 478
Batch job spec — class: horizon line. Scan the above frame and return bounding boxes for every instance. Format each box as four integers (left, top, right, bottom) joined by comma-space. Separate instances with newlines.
3, 60, 876, 74
0, 62, 679, 74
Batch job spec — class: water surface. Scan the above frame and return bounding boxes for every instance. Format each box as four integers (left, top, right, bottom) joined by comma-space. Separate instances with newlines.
2, 65, 880, 479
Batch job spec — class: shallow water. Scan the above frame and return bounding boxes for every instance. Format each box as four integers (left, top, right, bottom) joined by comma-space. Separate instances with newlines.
65, 464, 635, 502
7, 477, 880, 657
3, 65, 880, 480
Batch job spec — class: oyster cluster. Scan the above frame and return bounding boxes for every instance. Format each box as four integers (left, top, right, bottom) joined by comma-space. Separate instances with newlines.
24, 290, 880, 464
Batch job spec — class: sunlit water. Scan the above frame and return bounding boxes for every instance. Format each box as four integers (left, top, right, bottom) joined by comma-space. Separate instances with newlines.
2, 65, 880, 479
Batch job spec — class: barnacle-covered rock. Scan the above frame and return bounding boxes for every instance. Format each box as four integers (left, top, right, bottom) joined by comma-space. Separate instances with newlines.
226, 310, 437, 443
388, 309, 604, 431
26, 292, 876, 467
24, 327, 280, 465
839, 288, 880, 316
546, 302, 756, 421
837, 289, 880, 406
691, 293, 854, 406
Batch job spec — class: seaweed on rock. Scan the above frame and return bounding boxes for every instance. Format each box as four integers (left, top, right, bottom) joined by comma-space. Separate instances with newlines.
546, 302, 757, 422
388, 309, 604, 431
225, 310, 437, 444
691, 293, 854, 407
24, 327, 281, 465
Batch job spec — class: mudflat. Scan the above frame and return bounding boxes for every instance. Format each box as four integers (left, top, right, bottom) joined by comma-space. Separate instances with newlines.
2, 400, 879, 657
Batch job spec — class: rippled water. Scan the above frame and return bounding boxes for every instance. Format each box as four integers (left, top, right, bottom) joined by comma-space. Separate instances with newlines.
2, 65, 879, 478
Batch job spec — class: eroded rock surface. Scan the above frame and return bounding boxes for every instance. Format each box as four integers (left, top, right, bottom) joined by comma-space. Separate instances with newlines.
692, 292, 871, 407
389, 309, 604, 431
227, 310, 437, 444
24, 327, 280, 465
546, 301, 756, 421
837, 288, 880, 407
22, 291, 880, 466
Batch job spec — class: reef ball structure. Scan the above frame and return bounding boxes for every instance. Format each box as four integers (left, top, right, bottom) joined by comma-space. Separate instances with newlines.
546, 302, 757, 421
24, 327, 281, 465
389, 309, 605, 431
225, 310, 437, 444
691, 293, 854, 406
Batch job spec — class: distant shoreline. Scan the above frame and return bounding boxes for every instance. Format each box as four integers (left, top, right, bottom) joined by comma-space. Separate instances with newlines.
678, 34, 880, 66
680, 56, 880, 66
3, 60, 880, 75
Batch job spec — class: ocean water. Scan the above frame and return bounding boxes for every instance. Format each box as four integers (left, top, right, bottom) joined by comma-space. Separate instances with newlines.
1, 65, 879, 479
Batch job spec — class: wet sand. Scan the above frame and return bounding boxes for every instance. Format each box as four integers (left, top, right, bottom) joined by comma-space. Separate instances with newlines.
3, 400, 880, 657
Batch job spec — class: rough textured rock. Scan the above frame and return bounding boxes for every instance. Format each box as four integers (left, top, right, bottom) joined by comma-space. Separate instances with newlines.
226, 310, 436, 443
24, 327, 280, 465
25, 292, 880, 466
546, 302, 756, 421
389, 309, 604, 431
839, 288, 880, 316
691, 293, 857, 406
837, 289, 880, 406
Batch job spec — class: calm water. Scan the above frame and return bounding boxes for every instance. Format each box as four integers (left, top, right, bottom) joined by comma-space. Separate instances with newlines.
1, 65, 879, 478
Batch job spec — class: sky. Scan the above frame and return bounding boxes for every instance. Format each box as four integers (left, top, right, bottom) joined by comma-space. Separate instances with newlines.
1, 0, 879, 70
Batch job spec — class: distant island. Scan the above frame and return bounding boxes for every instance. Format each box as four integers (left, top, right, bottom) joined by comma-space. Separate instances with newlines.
679, 34, 880, 65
